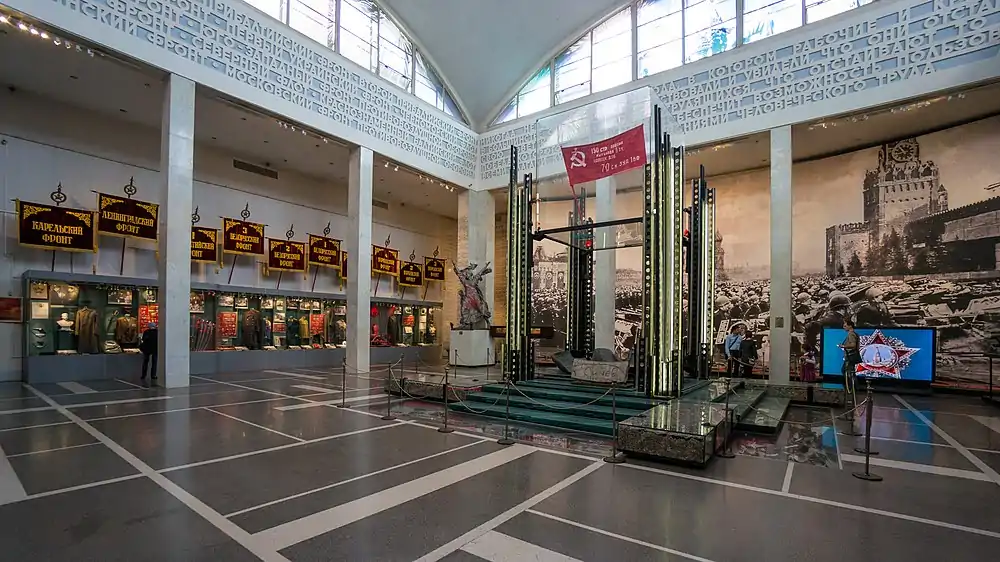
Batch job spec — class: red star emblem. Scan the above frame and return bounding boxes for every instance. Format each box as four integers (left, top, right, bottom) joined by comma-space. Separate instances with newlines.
856, 330, 920, 379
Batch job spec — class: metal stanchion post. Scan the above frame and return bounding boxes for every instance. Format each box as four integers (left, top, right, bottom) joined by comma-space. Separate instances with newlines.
438, 366, 454, 433
337, 357, 348, 408
497, 376, 515, 446
381, 362, 396, 421
603, 382, 625, 463
852, 379, 883, 482
853, 379, 879, 456
717, 378, 736, 459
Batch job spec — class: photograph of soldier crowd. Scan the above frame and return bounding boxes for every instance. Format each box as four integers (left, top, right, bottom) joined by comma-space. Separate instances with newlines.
720, 115, 1000, 389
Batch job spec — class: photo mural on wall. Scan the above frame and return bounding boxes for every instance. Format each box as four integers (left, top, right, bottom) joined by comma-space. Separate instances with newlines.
717, 115, 1000, 388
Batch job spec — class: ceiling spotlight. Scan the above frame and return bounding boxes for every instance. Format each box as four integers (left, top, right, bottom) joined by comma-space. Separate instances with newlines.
301, 129, 306, 135
393, 165, 398, 172
75, 44, 82, 52
29, 27, 39, 35
323, 138, 328, 144
384, 161, 389, 168
0, 15, 9, 23
87, 48, 94, 57
64, 41, 71, 49
53, 38, 60, 45
40, 31, 49, 39
18, 22, 28, 31
290, 126, 296, 132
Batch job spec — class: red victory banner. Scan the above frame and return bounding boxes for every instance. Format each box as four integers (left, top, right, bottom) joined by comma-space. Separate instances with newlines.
560, 124, 647, 187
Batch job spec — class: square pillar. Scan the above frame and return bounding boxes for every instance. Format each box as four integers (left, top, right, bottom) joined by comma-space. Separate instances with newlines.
157, 74, 195, 388
457, 190, 496, 319
770, 126, 792, 383
594, 177, 616, 351
347, 146, 374, 374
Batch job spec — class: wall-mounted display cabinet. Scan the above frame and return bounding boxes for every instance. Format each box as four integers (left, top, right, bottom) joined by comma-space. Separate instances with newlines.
22, 271, 443, 383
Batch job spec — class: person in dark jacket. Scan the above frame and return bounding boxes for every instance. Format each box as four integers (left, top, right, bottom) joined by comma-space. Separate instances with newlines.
139, 323, 158, 384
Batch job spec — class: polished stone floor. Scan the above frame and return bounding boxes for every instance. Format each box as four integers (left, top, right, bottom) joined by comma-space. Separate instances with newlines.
1, 366, 999, 561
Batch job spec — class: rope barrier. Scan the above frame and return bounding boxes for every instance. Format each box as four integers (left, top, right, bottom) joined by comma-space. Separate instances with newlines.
508, 372, 619, 410
343, 356, 404, 375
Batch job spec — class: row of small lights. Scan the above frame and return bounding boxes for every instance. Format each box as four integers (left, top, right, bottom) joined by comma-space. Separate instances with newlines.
0, 11, 97, 57
384, 160, 457, 193
276, 119, 457, 193
808, 92, 968, 130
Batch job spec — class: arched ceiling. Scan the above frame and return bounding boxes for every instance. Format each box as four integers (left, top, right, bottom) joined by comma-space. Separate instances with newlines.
381, 0, 627, 130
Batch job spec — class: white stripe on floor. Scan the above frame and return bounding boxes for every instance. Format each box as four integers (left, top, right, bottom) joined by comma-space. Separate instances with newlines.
203, 408, 305, 443
225, 440, 488, 517
839, 453, 994, 482
971, 415, 1000, 436
0, 395, 173, 416
274, 393, 383, 411
781, 461, 795, 493
22, 385, 291, 562
290, 385, 340, 394
0, 443, 27, 505
263, 370, 325, 381
525, 510, 716, 562
894, 395, 1000, 486
461, 531, 582, 562
297, 368, 336, 375
255, 444, 535, 550
57, 382, 96, 394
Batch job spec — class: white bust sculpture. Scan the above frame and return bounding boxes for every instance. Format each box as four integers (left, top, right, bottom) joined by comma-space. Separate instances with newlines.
57, 312, 74, 331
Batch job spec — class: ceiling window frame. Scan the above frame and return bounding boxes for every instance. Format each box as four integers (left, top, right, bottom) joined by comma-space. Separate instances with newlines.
490, 0, 873, 127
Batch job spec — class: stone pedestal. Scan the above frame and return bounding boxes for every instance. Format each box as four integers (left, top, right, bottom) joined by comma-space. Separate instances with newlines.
450, 330, 492, 366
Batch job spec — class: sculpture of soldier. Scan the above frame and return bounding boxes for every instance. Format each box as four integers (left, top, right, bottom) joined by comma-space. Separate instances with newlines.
453, 261, 492, 330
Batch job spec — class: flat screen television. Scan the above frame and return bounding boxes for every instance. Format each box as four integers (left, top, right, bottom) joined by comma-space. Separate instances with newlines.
820, 326, 935, 384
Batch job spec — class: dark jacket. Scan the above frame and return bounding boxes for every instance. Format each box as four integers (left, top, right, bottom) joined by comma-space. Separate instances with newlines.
140, 328, 158, 355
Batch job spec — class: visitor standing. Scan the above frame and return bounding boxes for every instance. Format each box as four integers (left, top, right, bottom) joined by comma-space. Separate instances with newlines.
140, 322, 158, 385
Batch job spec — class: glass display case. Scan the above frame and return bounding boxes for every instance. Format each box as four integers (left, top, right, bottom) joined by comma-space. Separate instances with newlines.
25, 278, 158, 357
24, 273, 442, 356
370, 300, 440, 347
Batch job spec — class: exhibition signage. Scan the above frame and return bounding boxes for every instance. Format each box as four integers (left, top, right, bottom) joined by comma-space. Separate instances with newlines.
218, 311, 238, 338
339, 251, 349, 280
399, 261, 424, 287
308, 234, 341, 268
372, 245, 399, 276
560, 125, 647, 186
309, 314, 325, 336
138, 304, 158, 333
190, 227, 219, 263
97, 193, 159, 241
17, 200, 97, 252
222, 217, 265, 256
424, 257, 446, 281
267, 239, 307, 272
820, 327, 935, 382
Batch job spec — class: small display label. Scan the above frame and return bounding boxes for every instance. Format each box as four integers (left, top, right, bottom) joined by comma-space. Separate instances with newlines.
17, 200, 97, 253
267, 239, 307, 272
398, 261, 424, 287
97, 193, 159, 241
222, 218, 265, 256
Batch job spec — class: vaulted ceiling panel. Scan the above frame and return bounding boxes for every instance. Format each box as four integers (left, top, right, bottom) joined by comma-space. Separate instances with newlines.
381, 0, 626, 129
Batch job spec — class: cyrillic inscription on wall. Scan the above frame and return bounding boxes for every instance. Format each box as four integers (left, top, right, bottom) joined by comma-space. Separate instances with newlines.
50, 0, 476, 179
479, 0, 1000, 183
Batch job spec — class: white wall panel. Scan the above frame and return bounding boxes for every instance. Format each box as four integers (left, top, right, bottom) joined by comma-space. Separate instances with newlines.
4, 0, 477, 186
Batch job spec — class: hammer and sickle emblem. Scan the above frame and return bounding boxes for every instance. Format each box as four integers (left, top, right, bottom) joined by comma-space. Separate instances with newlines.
569, 149, 586, 169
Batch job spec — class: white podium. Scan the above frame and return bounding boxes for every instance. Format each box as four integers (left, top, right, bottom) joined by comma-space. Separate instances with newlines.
450, 330, 493, 367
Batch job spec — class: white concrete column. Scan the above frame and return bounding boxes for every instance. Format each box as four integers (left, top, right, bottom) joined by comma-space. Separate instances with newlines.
457, 190, 496, 321
347, 146, 374, 374
769, 126, 792, 383
594, 177, 616, 351
157, 74, 195, 389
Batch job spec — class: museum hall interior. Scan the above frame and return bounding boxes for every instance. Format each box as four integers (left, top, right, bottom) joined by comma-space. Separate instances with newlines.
0, 0, 999, 560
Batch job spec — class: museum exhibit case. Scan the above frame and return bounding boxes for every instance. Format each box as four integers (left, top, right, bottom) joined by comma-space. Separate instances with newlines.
21, 270, 444, 382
